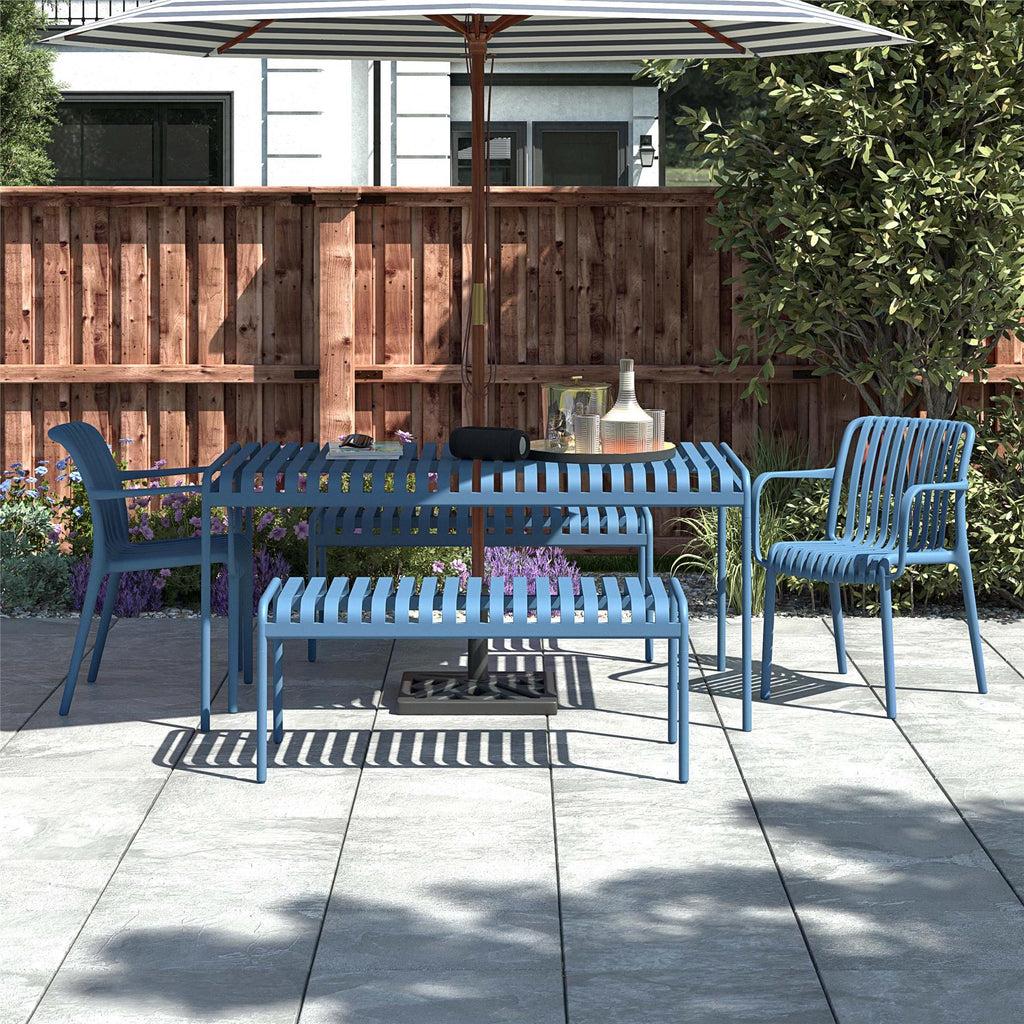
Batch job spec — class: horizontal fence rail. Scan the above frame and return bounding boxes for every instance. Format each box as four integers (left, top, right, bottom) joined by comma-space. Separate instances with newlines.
3, 186, 1021, 552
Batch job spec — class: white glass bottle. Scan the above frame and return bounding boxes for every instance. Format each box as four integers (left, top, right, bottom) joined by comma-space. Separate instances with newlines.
600, 358, 654, 454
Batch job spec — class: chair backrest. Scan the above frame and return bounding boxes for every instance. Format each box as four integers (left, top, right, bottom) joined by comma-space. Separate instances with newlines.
827, 416, 974, 551
48, 421, 129, 556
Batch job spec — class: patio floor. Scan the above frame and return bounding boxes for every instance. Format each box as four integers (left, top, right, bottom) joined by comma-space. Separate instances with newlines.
1, 609, 1022, 1024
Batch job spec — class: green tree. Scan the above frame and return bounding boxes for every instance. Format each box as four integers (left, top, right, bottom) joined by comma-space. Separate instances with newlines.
1, 0, 61, 186
646, 0, 1024, 418
657, 64, 767, 175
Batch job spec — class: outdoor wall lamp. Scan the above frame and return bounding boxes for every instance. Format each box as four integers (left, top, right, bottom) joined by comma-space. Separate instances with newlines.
638, 135, 657, 168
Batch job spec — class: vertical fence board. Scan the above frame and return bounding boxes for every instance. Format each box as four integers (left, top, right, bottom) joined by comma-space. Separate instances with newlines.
235, 206, 263, 443
157, 207, 187, 471
319, 206, 355, 442
40, 208, 72, 473
3, 208, 35, 468
196, 206, 226, 465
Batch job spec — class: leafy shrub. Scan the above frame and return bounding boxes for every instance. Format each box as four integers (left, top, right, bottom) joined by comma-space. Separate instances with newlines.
0, 548, 71, 612
0, 500, 55, 557
961, 384, 1024, 609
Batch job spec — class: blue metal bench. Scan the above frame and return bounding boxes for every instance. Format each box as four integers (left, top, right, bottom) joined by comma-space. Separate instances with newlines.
307, 503, 657, 660
255, 574, 689, 784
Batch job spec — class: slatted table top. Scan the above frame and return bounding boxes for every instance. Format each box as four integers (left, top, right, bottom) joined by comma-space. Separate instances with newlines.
203, 440, 749, 508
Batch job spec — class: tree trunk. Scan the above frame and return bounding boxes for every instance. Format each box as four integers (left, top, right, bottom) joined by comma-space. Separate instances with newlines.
922, 378, 960, 419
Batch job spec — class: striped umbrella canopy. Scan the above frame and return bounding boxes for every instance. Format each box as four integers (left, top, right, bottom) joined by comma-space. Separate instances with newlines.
47, 3, 911, 433
48, 1, 911, 60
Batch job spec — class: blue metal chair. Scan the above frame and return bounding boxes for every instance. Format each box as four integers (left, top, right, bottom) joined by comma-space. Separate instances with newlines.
754, 415, 987, 718
48, 422, 253, 716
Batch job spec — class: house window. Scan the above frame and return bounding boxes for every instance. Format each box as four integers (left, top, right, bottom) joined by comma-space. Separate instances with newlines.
451, 122, 526, 186
49, 97, 230, 185
533, 122, 628, 186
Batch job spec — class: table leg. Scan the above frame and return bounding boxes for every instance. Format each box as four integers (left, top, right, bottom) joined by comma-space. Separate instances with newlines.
200, 496, 212, 733
227, 512, 238, 714
741, 490, 752, 732
717, 507, 727, 672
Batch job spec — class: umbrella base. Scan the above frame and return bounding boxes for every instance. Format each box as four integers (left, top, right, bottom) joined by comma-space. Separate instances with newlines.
396, 669, 557, 715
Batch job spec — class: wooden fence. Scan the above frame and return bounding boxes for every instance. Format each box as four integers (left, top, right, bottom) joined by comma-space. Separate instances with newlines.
2, 187, 1021, 550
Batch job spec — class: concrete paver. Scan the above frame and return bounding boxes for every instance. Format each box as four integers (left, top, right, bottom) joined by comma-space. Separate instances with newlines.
2, 611, 1022, 1023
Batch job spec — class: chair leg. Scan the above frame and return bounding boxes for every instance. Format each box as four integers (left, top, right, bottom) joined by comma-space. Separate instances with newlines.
227, 551, 240, 715
879, 575, 897, 719
829, 582, 848, 674
679, 616, 690, 784
59, 564, 105, 716
256, 610, 268, 784
240, 519, 254, 686
716, 507, 727, 672
307, 528, 319, 664
667, 635, 678, 744
760, 568, 778, 700
958, 557, 988, 694
86, 571, 121, 683
642, 534, 654, 663
272, 639, 285, 744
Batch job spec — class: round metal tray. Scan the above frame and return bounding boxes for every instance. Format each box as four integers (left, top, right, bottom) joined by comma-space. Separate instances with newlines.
529, 441, 677, 464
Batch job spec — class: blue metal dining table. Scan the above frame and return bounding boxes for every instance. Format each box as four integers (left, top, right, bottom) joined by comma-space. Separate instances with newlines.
199, 440, 753, 733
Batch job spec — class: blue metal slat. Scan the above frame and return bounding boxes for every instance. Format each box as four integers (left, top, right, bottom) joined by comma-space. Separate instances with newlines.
346, 577, 372, 623
416, 576, 438, 629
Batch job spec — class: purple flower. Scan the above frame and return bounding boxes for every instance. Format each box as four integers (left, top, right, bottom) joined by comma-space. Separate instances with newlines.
268, 527, 286, 541
293, 520, 309, 539
484, 547, 582, 596
70, 558, 164, 617
431, 560, 446, 573
257, 511, 276, 531
395, 429, 415, 444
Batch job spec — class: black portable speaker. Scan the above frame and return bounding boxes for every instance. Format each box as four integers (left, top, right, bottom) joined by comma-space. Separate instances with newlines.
449, 426, 530, 461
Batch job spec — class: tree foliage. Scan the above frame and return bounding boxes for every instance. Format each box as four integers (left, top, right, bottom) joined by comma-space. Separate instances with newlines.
1, 0, 61, 186
645, 1, 1024, 417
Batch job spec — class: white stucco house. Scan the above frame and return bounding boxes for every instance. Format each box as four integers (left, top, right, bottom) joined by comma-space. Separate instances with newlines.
45, 2, 663, 188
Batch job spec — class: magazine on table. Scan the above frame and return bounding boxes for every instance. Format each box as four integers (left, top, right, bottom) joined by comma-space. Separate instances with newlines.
326, 440, 404, 461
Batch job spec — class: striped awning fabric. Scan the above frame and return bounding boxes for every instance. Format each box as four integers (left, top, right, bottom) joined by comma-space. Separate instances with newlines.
47, 0, 913, 61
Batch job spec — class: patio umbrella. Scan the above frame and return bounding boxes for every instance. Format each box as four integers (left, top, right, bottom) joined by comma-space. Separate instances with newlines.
49, 0, 911, 435
48, 1, 911, 690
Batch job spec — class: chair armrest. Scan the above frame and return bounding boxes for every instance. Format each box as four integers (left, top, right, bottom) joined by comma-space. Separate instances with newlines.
117, 465, 206, 480
894, 481, 967, 575
752, 468, 834, 566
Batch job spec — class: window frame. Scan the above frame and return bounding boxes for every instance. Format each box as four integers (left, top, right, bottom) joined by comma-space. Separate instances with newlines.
51, 93, 233, 186
532, 121, 629, 187
450, 121, 527, 187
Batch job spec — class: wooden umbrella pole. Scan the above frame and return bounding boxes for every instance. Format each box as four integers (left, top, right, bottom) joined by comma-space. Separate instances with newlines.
467, 19, 489, 683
